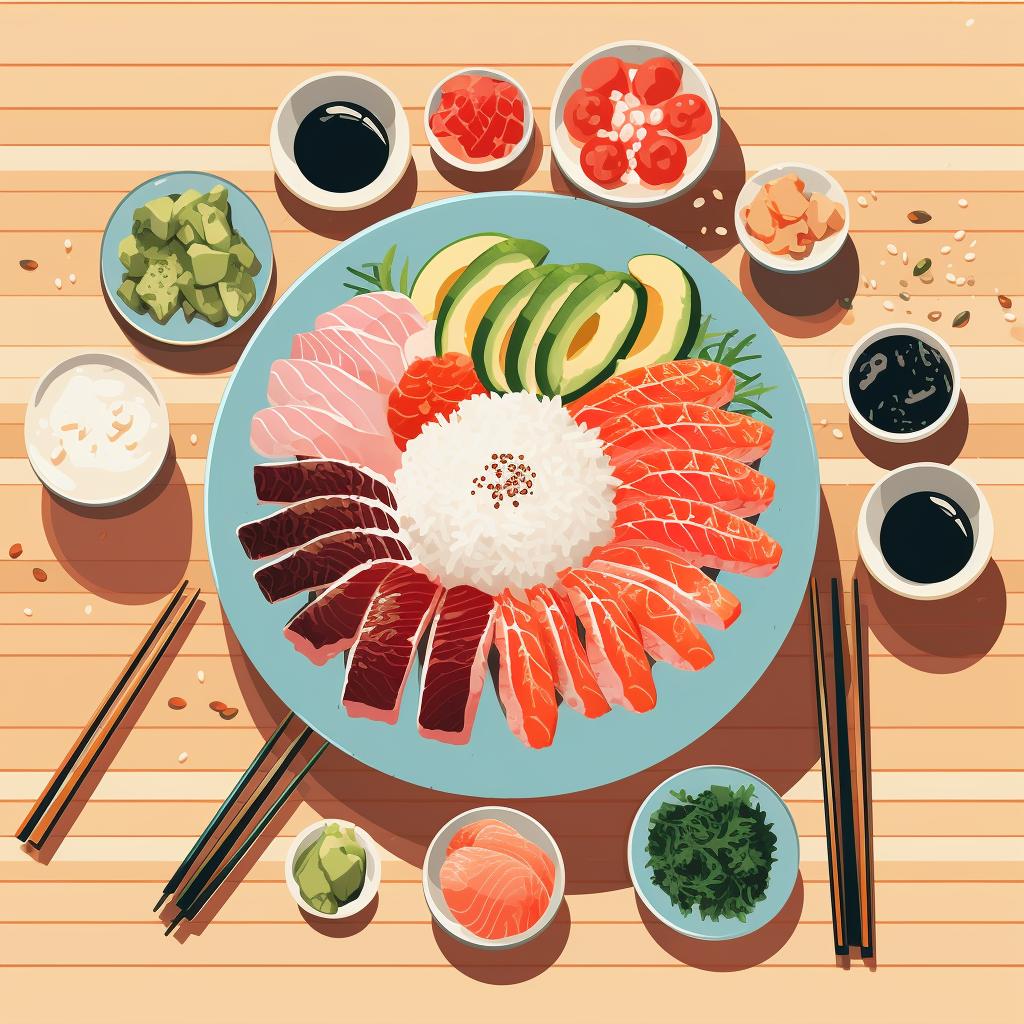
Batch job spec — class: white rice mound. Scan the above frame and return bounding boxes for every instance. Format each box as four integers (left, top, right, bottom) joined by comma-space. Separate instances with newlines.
392, 391, 617, 593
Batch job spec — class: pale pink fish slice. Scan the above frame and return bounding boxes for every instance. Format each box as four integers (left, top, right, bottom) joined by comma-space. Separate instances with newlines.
291, 329, 404, 393
251, 405, 402, 478
316, 291, 426, 344
613, 496, 782, 577
267, 359, 389, 436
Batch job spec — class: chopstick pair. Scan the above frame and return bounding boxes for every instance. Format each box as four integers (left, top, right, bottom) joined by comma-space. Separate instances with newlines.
809, 577, 874, 959
160, 717, 329, 936
17, 580, 200, 850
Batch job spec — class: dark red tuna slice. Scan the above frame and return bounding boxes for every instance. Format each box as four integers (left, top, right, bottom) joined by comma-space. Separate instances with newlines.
237, 495, 398, 560
253, 459, 396, 508
254, 529, 410, 603
417, 585, 496, 744
342, 566, 442, 724
284, 560, 406, 666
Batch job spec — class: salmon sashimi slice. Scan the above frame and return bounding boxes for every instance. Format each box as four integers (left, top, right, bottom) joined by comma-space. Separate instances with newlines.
558, 570, 656, 713
574, 566, 713, 672
567, 360, 736, 428
291, 327, 405, 393
388, 353, 487, 452
494, 591, 560, 749
267, 359, 389, 436
440, 846, 549, 939
601, 403, 774, 464
253, 459, 396, 508
612, 448, 775, 518
251, 405, 402, 478
526, 584, 610, 718
469, 823, 555, 896
283, 560, 407, 666
237, 495, 398, 560
448, 819, 515, 857
418, 585, 496, 745
342, 565, 442, 724
584, 540, 741, 630
614, 497, 782, 577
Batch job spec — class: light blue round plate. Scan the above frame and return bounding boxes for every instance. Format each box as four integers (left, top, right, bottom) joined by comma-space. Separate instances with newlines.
628, 765, 800, 940
206, 192, 820, 798
100, 171, 273, 346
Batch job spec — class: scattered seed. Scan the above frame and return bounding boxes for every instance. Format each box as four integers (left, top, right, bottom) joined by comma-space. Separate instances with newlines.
831, 428, 844, 439
945, 272, 957, 283
178, 751, 189, 763
693, 196, 705, 208
168, 696, 187, 710
952, 310, 970, 328
209, 700, 227, 713
928, 311, 942, 322
882, 300, 895, 311
714, 226, 728, 236
219, 707, 239, 721
19, 259, 38, 271
54, 277, 62, 290
68, 273, 77, 284
899, 279, 909, 287
63, 238, 72, 252
857, 195, 869, 208
870, 190, 878, 201
940, 245, 952, 255
32, 567, 47, 582
964, 252, 976, 262
966, 17, 975, 26
901, 250, 909, 265
819, 418, 828, 426
23, 607, 32, 617
907, 210, 932, 224
886, 243, 898, 255
197, 669, 205, 683
189, 433, 198, 446
869, 279, 877, 290
700, 226, 708, 235
913, 258, 931, 277
1006, 313, 1018, 323
970, 239, 977, 248
84, 604, 93, 616
956, 276, 966, 287
920, 273, 933, 284
958, 198, 968, 208
712, 188, 723, 201
880, 260, 887, 268
966, 276, 975, 287
998, 294, 1012, 309
899, 291, 911, 302
9, 543, 23, 559
838, 297, 854, 310
954, 229, 966, 241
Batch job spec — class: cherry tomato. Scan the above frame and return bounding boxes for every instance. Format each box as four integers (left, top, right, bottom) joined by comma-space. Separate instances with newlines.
563, 88, 613, 143
581, 56, 631, 96
579, 138, 627, 187
631, 57, 682, 105
635, 133, 687, 187
660, 94, 713, 140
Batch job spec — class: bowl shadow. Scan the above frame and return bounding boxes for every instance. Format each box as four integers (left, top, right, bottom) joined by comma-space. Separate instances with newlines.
849, 392, 970, 469
429, 121, 545, 193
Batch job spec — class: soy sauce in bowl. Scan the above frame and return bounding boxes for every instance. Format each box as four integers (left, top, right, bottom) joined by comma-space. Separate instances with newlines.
880, 490, 974, 584
293, 101, 390, 194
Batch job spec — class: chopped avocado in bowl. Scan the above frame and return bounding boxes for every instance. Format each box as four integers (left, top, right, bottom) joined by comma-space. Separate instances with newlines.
101, 171, 272, 345
286, 820, 381, 920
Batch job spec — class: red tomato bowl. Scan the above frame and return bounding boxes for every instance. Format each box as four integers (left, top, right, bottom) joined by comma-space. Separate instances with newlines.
550, 41, 720, 207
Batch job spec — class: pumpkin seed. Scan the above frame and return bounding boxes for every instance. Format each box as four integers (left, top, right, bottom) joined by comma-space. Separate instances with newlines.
998, 294, 1012, 309
913, 258, 932, 277
952, 310, 970, 328
907, 210, 932, 224
899, 291, 911, 302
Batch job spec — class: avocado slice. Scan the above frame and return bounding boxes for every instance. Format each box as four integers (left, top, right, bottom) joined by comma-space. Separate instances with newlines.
615, 254, 701, 376
116, 277, 146, 314
133, 196, 177, 242
181, 299, 196, 323
204, 184, 229, 215
472, 265, 559, 392
118, 235, 147, 278
536, 272, 646, 402
197, 202, 232, 252
436, 238, 549, 358
178, 270, 228, 326
187, 242, 230, 286
409, 232, 508, 321
229, 233, 261, 275
136, 256, 183, 324
505, 263, 602, 394
217, 264, 256, 319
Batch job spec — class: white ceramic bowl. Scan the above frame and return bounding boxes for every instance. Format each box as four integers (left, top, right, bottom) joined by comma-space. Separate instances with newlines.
425, 68, 534, 173
25, 352, 170, 508
422, 806, 565, 950
843, 323, 961, 443
734, 163, 851, 274
858, 462, 993, 600
550, 40, 720, 208
285, 819, 382, 920
271, 73, 411, 212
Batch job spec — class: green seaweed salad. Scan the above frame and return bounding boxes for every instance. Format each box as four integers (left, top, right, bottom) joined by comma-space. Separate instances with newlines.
116, 185, 261, 327
646, 784, 777, 923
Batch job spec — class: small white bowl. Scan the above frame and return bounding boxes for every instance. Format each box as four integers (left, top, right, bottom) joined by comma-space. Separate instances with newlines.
734, 163, 851, 274
425, 68, 534, 173
550, 40, 720, 208
843, 323, 961, 443
858, 462, 993, 601
271, 72, 411, 212
25, 352, 170, 508
285, 819, 382, 920
423, 806, 565, 950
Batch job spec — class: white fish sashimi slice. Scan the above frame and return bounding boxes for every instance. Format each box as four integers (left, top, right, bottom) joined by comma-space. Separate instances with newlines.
317, 291, 426, 344
267, 359, 389, 435
251, 405, 402, 478
291, 328, 404, 392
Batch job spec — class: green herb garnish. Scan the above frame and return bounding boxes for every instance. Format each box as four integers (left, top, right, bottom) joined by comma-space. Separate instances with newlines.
343, 243, 411, 297
684, 314, 775, 419
645, 783, 777, 923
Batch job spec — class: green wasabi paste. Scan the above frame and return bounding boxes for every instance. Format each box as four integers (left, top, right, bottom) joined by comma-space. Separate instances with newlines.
294, 823, 367, 915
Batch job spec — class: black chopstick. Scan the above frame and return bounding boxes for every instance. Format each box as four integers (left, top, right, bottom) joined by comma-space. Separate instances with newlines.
165, 735, 329, 935
154, 711, 295, 912
809, 579, 849, 956
851, 578, 876, 957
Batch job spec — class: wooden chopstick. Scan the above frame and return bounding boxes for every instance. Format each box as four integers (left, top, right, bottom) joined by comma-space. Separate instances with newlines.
165, 732, 328, 935
154, 711, 295, 913
17, 581, 198, 850
809, 578, 849, 956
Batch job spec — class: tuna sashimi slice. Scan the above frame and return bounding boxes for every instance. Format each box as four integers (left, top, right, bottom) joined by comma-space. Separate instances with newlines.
568, 360, 736, 428
612, 448, 775, 518
558, 570, 656, 713
440, 846, 549, 940
573, 566, 713, 672
251, 405, 402, 478
418, 585, 496, 745
614, 497, 782, 577
470, 824, 555, 896
526, 584, 610, 719
254, 459, 396, 508
602, 403, 774, 464
585, 540, 741, 630
342, 565, 442, 724
254, 529, 410, 603
494, 591, 560, 749
237, 495, 397, 560
267, 359, 389, 435
283, 560, 407, 666
291, 328, 405, 393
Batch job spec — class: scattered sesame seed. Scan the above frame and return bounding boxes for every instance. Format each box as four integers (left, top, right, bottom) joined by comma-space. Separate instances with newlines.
84, 604, 92, 615
940, 245, 952, 254
23, 607, 32, 617
1006, 313, 1017, 323
714, 226, 728, 236
880, 260, 887, 267
970, 239, 977, 248
967, 277, 975, 287
886, 243, 898, 255
693, 196, 705, 208
966, 17, 975, 27
857, 195, 868, 208
946, 272, 957, 283
954, 229, 966, 241
63, 238, 72, 252
870, 190, 878, 201
712, 188, 723, 201
189, 433, 198, 446
54, 277, 62, 290
831, 428, 844, 439
956, 276, 966, 287
862, 277, 870, 288
965, 252, 976, 262
901, 250, 909, 265
869, 279, 877, 290
883, 300, 895, 311
177, 751, 189, 764
819, 418, 827, 426
197, 670, 205, 683
700, 226, 708, 235
68, 273, 76, 284
958, 198, 968, 208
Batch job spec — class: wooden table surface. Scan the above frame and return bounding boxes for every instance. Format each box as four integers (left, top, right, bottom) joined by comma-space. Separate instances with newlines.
2, 3, 1022, 1020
